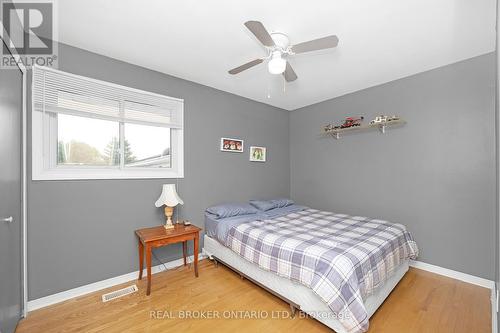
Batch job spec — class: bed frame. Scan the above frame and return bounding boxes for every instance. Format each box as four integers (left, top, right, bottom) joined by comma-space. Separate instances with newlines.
211, 255, 301, 317
203, 235, 409, 333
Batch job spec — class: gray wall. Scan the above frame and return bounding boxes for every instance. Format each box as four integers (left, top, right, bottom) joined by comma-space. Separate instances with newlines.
290, 53, 496, 280
27, 43, 290, 300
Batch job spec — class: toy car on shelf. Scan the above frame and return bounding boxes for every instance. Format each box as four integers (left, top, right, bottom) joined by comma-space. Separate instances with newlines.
340, 116, 364, 128
324, 116, 364, 132
370, 115, 387, 124
370, 115, 400, 125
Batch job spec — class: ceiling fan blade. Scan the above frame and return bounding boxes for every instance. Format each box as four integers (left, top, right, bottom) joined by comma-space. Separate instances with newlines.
283, 61, 298, 82
228, 58, 264, 75
244, 21, 275, 47
291, 35, 339, 54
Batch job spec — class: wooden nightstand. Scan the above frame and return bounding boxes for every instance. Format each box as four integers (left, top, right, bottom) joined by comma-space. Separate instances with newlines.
135, 224, 201, 295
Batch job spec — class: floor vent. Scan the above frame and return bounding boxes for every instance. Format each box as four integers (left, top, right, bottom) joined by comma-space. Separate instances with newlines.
101, 285, 138, 302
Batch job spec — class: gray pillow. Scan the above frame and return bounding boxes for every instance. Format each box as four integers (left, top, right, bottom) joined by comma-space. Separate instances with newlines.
250, 198, 295, 211
206, 203, 259, 219
249, 200, 276, 211
271, 198, 294, 208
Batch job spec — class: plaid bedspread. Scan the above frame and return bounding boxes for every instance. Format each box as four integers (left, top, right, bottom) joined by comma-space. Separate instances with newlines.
225, 208, 418, 333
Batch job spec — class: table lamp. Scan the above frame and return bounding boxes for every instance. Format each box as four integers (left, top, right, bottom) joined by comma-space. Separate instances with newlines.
155, 184, 184, 229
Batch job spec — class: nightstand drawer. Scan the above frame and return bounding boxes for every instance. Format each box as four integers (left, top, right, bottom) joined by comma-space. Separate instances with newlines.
149, 233, 197, 248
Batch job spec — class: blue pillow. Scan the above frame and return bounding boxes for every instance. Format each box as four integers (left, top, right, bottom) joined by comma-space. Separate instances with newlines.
206, 203, 259, 219
271, 198, 294, 208
250, 198, 295, 211
263, 205, 306, 219
249, 200, 276, 211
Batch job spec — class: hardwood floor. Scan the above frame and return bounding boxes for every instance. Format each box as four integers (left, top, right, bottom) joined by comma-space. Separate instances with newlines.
17, 260, 491, 333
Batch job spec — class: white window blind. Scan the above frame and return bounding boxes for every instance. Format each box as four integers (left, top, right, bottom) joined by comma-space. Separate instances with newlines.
32, 66, 183, 128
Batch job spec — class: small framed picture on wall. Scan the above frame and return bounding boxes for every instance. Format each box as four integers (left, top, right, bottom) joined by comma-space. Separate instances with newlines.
220, 138, 244, 153
249, 146, 266, 162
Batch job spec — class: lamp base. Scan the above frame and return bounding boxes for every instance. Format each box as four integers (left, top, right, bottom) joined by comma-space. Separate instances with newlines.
164, 206, 175, 230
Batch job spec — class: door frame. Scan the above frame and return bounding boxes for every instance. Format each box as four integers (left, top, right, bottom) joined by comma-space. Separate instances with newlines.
0, 26, 28, 318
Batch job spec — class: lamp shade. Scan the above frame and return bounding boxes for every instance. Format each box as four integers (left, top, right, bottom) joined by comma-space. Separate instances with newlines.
154, 184, 184, 207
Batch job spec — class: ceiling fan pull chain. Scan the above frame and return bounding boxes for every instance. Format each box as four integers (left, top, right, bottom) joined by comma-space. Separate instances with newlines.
267, 75, 272, 99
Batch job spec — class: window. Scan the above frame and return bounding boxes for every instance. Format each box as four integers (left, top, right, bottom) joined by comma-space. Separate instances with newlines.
124, 123, 171, 168
57, 114, 120, 166
32, 66, 184, 180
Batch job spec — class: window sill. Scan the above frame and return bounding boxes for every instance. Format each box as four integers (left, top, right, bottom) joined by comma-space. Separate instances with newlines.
32, 168, 184, 181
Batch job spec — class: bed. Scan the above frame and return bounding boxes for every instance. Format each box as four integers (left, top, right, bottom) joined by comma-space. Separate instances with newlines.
203, 204, 418, 333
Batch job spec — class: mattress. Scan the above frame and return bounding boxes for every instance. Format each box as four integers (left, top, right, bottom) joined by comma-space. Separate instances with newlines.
204, 235, 409, 333
204, 213, 219, 239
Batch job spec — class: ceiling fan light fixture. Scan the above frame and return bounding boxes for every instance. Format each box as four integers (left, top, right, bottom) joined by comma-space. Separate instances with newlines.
229, 20, 339, 82
268, 51, 286, 74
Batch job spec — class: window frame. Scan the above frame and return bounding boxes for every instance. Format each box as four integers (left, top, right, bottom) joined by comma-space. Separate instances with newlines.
32, 67, 184, 180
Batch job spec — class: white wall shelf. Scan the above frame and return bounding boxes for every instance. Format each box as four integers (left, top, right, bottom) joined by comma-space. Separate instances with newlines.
323, 119, 406, 139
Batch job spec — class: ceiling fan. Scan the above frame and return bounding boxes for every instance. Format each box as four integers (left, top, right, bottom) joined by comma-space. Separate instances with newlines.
228, 21, 339, 82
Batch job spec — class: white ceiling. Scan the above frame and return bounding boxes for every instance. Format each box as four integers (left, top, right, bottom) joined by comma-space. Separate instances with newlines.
57, 0, 496, 110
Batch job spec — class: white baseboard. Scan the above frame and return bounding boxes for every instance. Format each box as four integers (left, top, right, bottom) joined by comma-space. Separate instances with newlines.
27, 253, 206, 312
409, 260, 495, 290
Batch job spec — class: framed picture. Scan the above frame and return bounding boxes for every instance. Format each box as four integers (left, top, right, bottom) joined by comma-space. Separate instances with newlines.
249, 146, 266, 162
220, 138, 244, 153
